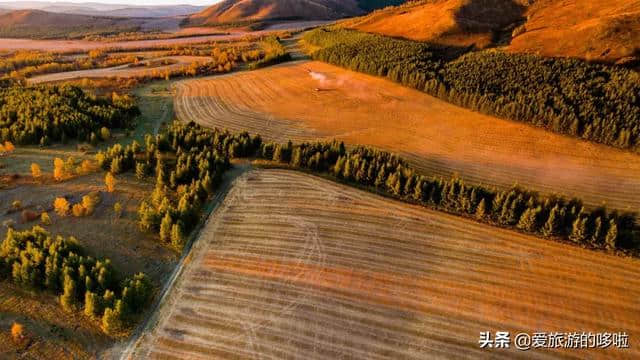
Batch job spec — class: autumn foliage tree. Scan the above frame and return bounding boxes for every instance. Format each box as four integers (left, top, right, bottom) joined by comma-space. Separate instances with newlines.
53, 197, 70, 216
105, 172, 116, 193
30, 163, 41, 179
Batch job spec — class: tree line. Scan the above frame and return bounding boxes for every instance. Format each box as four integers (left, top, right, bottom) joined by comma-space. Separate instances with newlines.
0, 226, 152, 334
303, 28, 640, 152
101, 121, 637, 254
0, 85, 139, 146
256, 140, 636, 251
96, 122, 262, 250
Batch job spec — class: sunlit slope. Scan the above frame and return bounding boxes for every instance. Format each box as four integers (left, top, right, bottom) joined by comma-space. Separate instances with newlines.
173, 61, 640, 210
508, 0, 640, 63
341, 0, 640, 62
133, 169, 640, 359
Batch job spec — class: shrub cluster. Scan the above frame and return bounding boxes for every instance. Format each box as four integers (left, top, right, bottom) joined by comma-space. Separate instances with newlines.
0, 85, 139, 146
304, 29, 640, 151
0, 226, 152, 334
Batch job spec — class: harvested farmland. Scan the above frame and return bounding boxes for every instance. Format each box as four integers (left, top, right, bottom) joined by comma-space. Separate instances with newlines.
130, 169, 640, 359
173, 61, 640, 211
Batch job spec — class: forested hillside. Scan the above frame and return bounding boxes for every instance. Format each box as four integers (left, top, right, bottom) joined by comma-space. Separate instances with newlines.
341, 0, 640, 63
304, 29, 640, 151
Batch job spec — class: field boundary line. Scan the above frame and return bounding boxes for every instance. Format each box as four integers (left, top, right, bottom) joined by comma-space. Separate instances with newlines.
117, 164, 252, 360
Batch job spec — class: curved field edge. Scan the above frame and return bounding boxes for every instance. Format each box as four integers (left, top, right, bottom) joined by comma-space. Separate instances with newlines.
172, 61, 640, 211
128, 169, 640, 359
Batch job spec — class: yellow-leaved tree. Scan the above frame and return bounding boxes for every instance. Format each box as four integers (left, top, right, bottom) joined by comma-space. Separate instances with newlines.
53, 197, 70, 216
105, 172, 116, 193
30, 163, 42, 179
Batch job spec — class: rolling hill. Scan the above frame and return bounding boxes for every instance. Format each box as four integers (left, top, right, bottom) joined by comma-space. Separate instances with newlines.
185, 0, 407, 26
342, 0, 640, 62
0, 9, 178, 39
0, 2, 205, 17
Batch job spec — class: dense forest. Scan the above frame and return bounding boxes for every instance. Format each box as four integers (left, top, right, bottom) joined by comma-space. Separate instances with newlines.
103, 121, 638, 254
0, 226, 152, 334
0, 85, 139, 145
97, 123, 261, 250
303, 29, 640, 151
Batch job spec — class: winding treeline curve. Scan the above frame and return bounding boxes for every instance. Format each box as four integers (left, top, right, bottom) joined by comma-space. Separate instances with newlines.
303, 29, 640, 152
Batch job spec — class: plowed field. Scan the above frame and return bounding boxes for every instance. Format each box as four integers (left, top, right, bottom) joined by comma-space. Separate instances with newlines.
173, 61, 640, 211
130, 169, 640, 359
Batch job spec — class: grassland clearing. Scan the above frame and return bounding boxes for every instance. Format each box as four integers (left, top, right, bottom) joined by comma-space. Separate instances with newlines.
0, 80, 179, 359
130, 168, 640, 359
173, 61, 640, 211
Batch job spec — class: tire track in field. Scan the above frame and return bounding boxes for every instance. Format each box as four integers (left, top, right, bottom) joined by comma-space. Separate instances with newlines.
132, 169, 640, 360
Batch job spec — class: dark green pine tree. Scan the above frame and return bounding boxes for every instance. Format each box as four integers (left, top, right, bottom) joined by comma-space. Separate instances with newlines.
569, 217, 588, 243
542, 205, 562, 237
605, 220, 618, 250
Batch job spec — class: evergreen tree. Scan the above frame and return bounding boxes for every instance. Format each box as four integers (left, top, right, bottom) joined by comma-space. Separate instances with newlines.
159, 213, 172, 243
84, 291, 101, 318
569, 217, 589, 243
171, 222, 185, 250
135, 162, 147, 180
60, 274, 77, 312
605, 220, 618, 249
542, 205, 562, 237
475, 199, 487, 220
517, 206, 541, 232
591, 216, 603, 244
101, 307, 120, 334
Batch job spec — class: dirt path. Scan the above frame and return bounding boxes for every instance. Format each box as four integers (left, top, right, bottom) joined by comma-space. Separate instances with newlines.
125, 169, 640, 359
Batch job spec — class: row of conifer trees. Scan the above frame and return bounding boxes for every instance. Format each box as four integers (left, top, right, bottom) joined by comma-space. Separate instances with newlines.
257, 140, 636, 250
99, 121, 637, 255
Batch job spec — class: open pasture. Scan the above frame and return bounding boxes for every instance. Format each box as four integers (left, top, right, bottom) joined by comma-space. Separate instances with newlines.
173, 61, 640, 211
131, 169, 640, 359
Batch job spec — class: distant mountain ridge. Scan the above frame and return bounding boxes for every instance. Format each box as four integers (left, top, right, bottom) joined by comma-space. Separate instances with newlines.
185, 0, 408, 26
0, 2, 205, 18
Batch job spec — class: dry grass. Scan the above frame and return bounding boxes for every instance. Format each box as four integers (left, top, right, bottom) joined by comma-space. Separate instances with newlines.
341, 0, 640, 62
0, 147, 177, 282
131, 169, 640, 359
0, 281, 109, 359
507, 0, 640, 62
173, 60, 640, 211
340, 0, 525, 49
